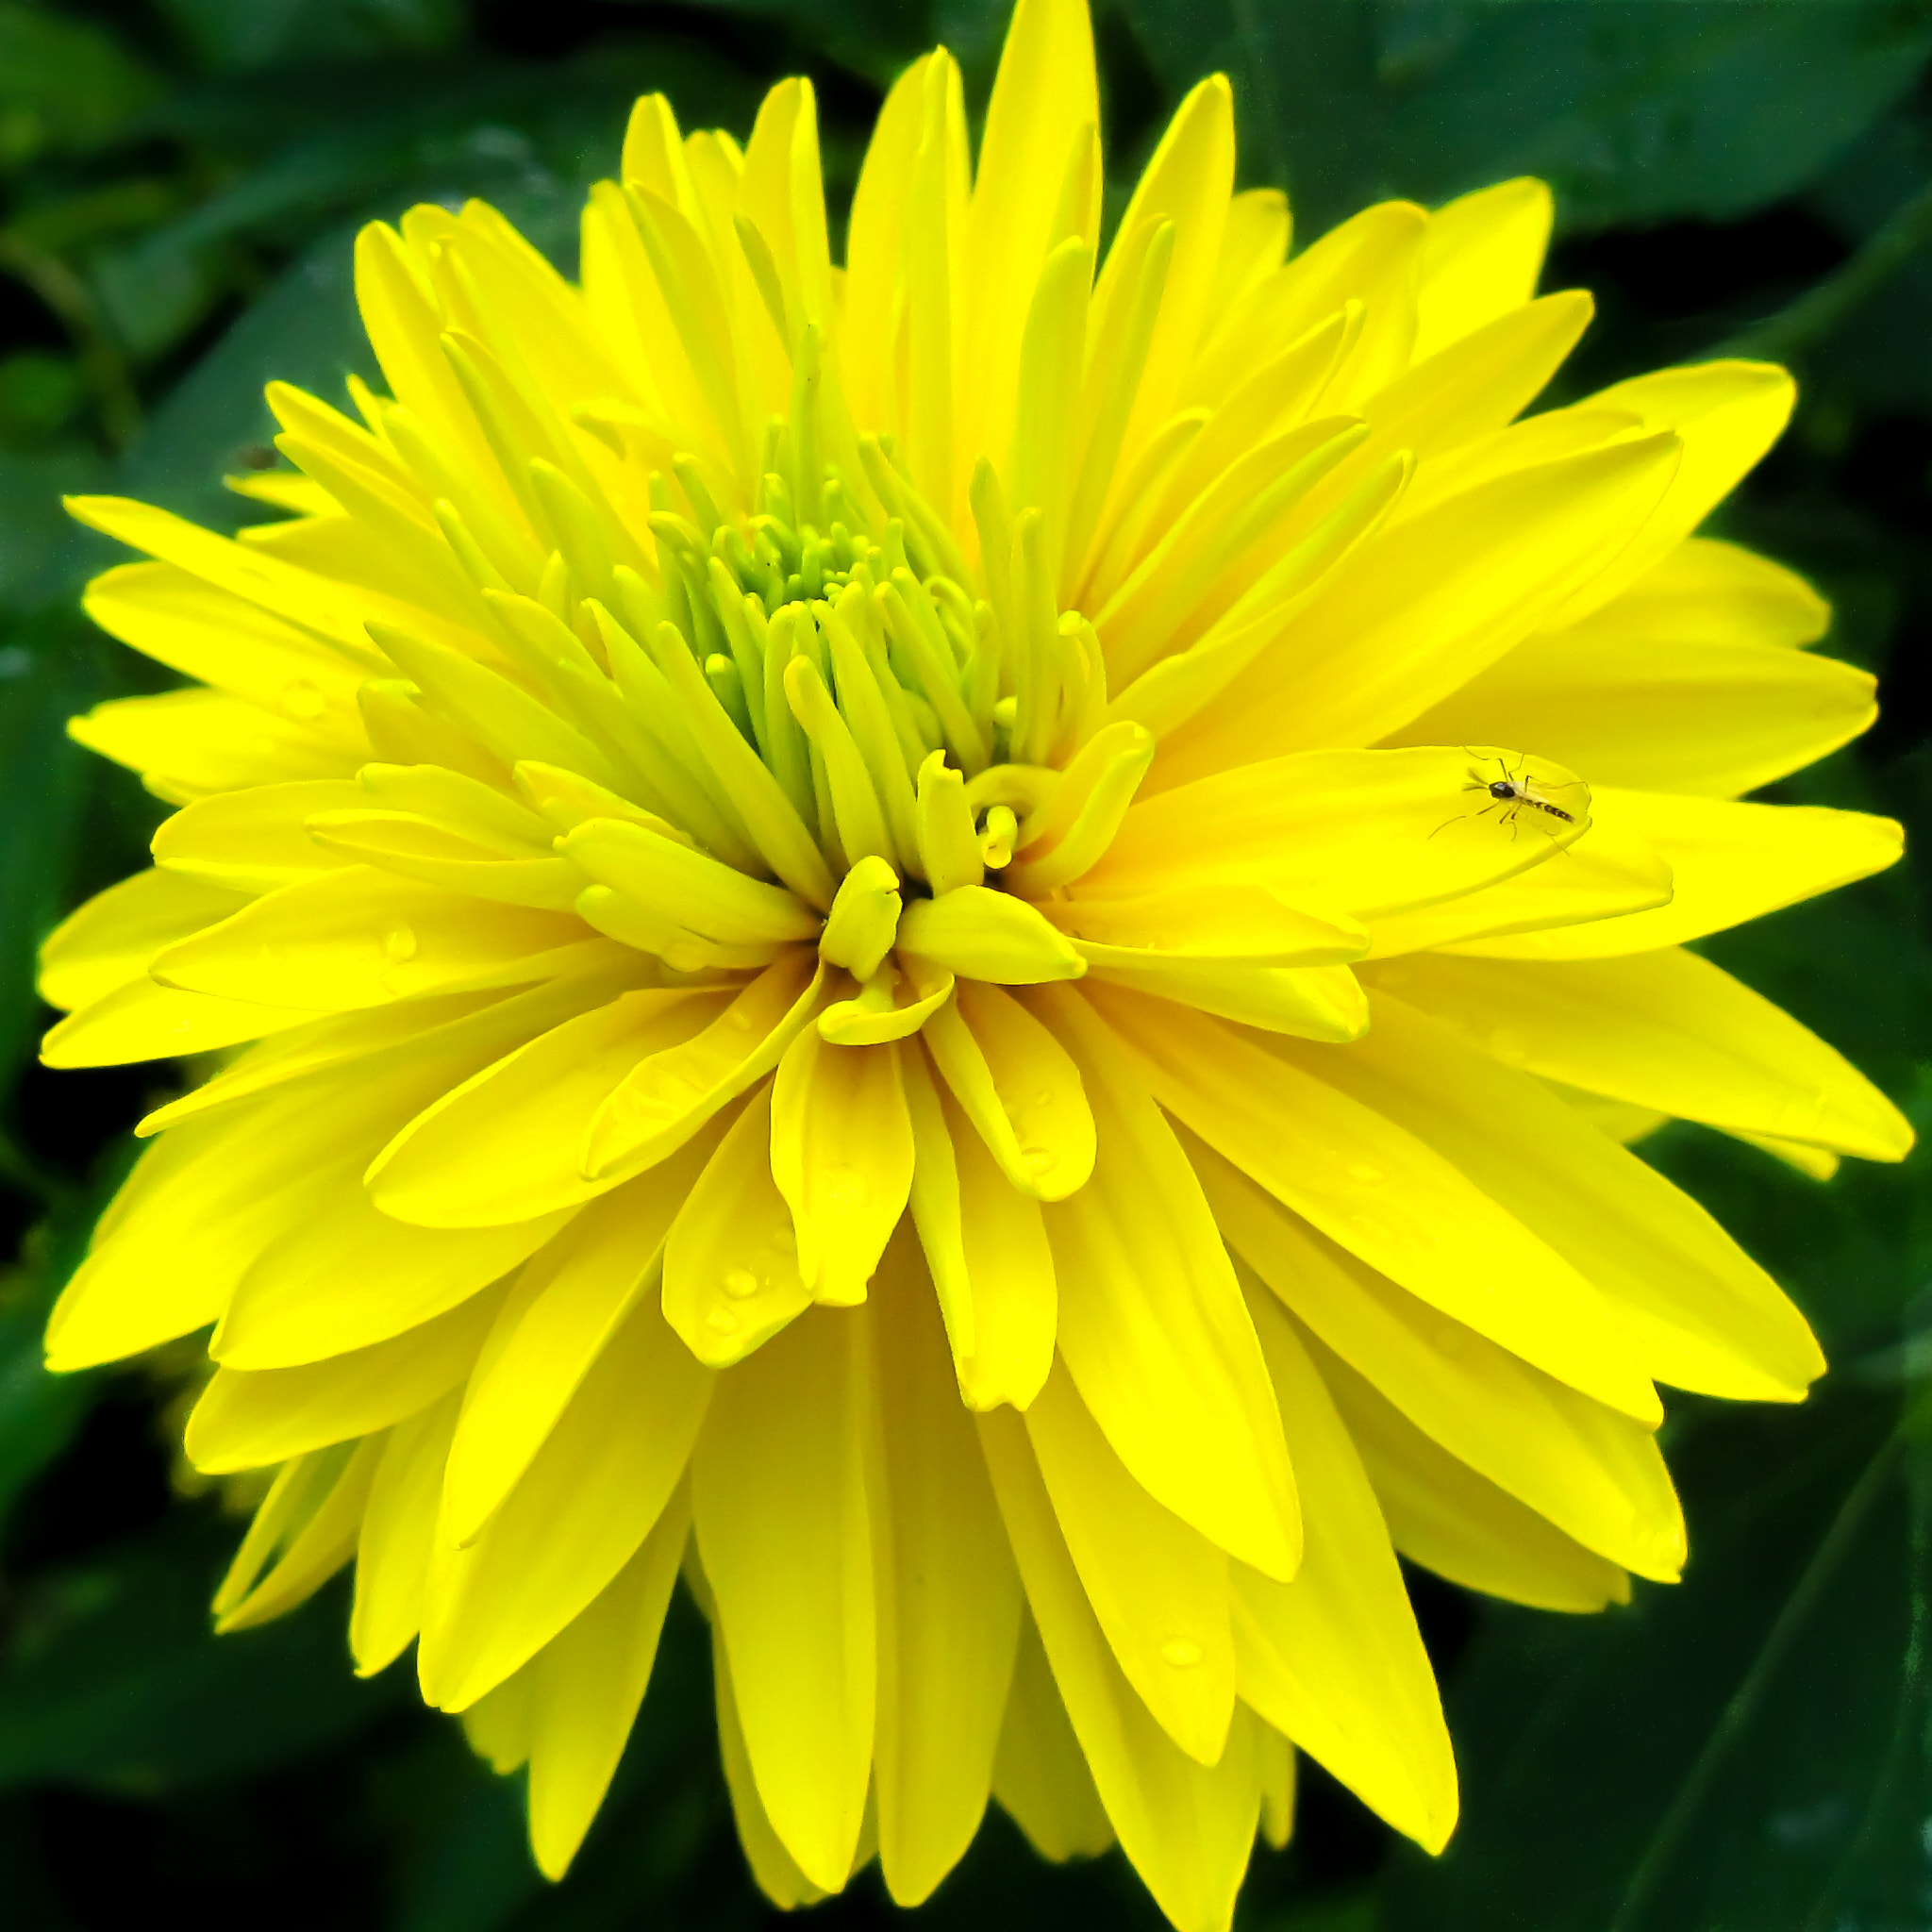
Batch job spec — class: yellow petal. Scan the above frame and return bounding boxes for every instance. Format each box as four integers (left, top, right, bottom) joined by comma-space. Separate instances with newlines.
151, 867, 592, 1011
1231, 1292, 1457, 1853
443, 1138, 721, 1544
1192, 1140, 1684, 1578
1104, 988, 1662, 1424
691, 1308, 874, 1892
964, 0, 1098, 484
870, 1240, 1024, 1906
922, 981, 1095, 1202
1036, 985, 1301, 1578
367, 986, 724, 1226
70, 688, 358, 799
1025, 1361, 1236, 1767
1047, 883, 1367, 967
771, 1030, 914, 1305
351, 1391, 460, 1674
661, 1088, 812, 1367
38, 866, 250, 1012
1413, 177, 1553, 361
898, 884, 1086, 983
978, 1406, 1263, 1932
1166, 431, 1680, 775
1098, 745, 1591, 924
905, 1053, 1058, 1411
1323, 1343, 1631, 1613
152, 780, 366, 892
1452, 788, 1903, 958
1329, 985, 1828, 1398
1550, 360, 1795, 625
214, 1438, 381, 1633
710, 1623, 830, 1908
1391, 630, 1874, 799
581, 949, 823, 1176
186, 1284, 500, 1474
525, 1488, 690, 1878
419, 1295, 709, 1709
991, 1613, 1115, 1860
1570, 534, 1828, 651
1386, 947, 1911, 1161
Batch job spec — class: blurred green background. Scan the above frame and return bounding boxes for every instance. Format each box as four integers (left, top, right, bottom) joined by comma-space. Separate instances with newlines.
0, 2, 1929, 1927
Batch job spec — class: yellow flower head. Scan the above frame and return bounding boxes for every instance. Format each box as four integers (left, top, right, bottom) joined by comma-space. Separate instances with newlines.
37, 1, 1912, 1924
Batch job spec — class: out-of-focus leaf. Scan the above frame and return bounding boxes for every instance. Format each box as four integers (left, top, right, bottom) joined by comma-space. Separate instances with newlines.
157, 0, 461, 74
0, 452, 103, 609
0, 1510, 409, 1790
0, 611, 104, 1078
0, 353, 86, 447
1384, 1383, 1931, 1932
1123, 0, 1932, 238
397, 1769, 542, 1932
0, 5, 158, 171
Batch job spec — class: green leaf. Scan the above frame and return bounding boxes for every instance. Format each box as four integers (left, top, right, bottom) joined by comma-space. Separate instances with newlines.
1120, 0, 1932, 236
0, 4, 158, 171
0, 1508, 410, 1792
156, 0, 462, 75
1383, 1384, 1932, 1932
0, 610, 106, 1082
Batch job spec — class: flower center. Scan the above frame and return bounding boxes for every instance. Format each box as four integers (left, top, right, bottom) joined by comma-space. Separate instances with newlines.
638, 424, 1093, 901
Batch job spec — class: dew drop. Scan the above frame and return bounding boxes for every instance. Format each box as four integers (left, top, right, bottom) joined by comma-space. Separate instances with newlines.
1346, 1161, 1385, 1185
280, 677, 325, 720
1033, 1090, 1054, 1108
723, 1267, 759, 1300
706, 1307, 741, 1335
1159, 1637, 1204, 1670
383, 922, 418, 962
1022, 1145, 1055, 1175
770, 1224, 797, 1255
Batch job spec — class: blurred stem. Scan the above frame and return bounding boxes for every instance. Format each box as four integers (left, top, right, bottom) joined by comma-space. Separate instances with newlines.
0, 233, 142, 449
1721, 174, 1932, 362
1606, 1430, 1903, 1932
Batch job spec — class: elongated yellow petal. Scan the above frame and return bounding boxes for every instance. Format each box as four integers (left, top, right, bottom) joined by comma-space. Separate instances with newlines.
1454, 788, 1902, 958
420, 1293, 708, 1709
187, 1285, 501, 1474
1384, 948, 1912, 1161
1232, 1292, 1457, 1851
1413, 177, 1553, 361
351, 1392, 460, 1674
770, 1030, 914, 1304
1324, 1344, 1631, 1613
1193, 1141, 1684, 1577
978, 1406, 1263, 1932
1025, 1362, 1236, 1766
525, 1488, 689, 1878
443, 1141, 718, 1544
1103, 988, 1662, 1424
692, 1309, 874, 1892
871, 1239, 1024, 1905
1037, 986, 1302, 1579
991, 1614, 1115, 1860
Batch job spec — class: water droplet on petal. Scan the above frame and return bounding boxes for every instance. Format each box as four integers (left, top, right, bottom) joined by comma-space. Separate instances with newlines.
1159, 1637, 1203, 1669
770, 1224, 797, 1255
723, 1267, 758, 1300
1022, 1145, 1054, 1175
384, 922, 418, 962
1033, 1090, 1054, 1107
707, 1307, 741, 1335
1346, 1161, 1385, 1185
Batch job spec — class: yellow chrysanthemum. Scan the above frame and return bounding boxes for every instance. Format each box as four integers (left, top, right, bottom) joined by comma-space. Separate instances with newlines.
35, 1, 1912, 1924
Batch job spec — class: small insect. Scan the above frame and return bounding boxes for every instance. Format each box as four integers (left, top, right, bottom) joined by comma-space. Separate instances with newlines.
1431, 750, 1588, 841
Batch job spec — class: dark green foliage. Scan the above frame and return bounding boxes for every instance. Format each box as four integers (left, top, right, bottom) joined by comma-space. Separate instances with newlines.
0, 4, 1926, 1927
